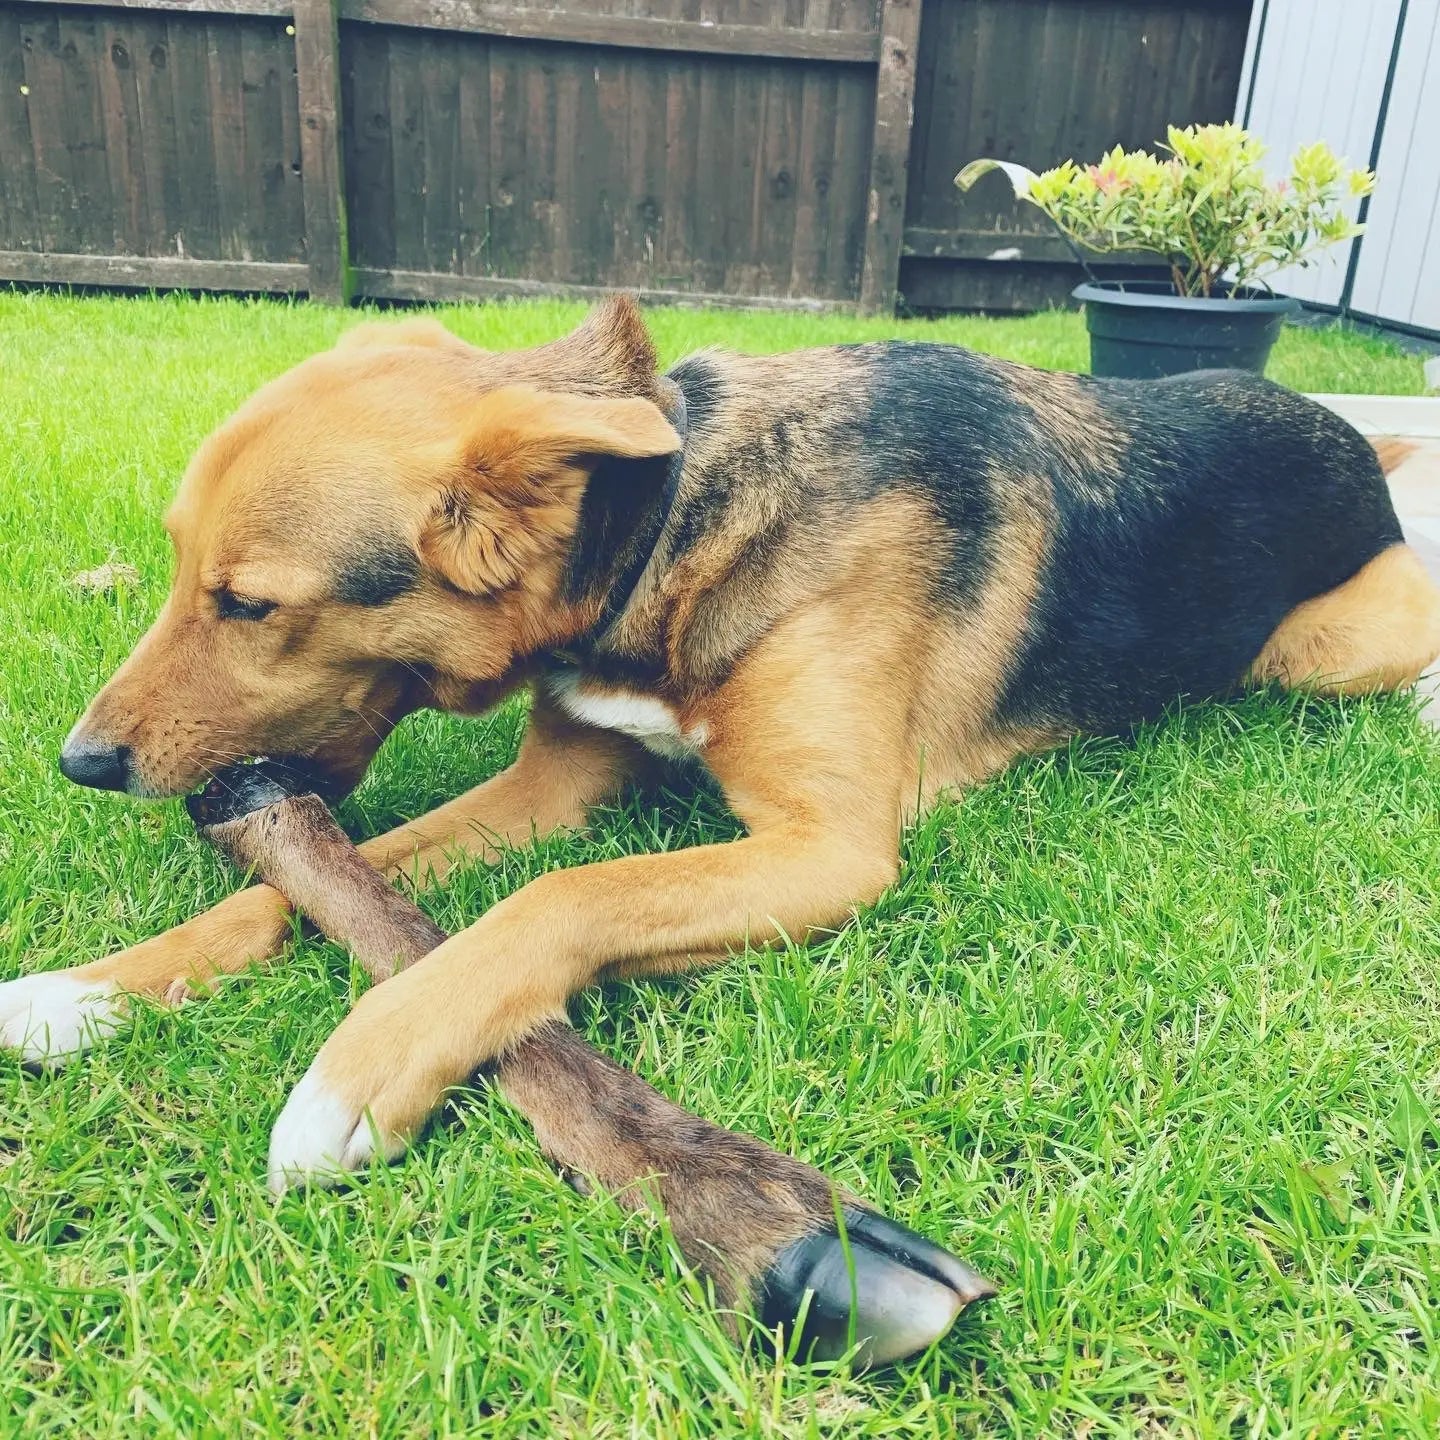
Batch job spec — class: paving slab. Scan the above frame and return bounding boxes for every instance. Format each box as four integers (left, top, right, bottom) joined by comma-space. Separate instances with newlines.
1383, 438, 1440, 722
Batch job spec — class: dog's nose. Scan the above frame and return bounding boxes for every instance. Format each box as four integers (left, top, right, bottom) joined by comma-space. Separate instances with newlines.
58, 734, 133, 792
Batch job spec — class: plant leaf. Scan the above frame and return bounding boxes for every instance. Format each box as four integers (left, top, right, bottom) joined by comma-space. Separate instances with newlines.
1389, 1078, 1436, 1153
955, 158, 1039, 198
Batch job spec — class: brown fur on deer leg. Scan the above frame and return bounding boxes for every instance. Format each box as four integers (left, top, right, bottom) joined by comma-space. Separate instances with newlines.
187, 761, 995, 1367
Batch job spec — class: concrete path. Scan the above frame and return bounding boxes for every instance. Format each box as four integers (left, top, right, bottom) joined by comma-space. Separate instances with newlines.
1384, 439, 1440, 720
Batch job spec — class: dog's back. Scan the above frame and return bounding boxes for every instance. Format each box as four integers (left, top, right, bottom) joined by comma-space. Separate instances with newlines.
986, 365, 1407, 729
659, 343, 1417, 738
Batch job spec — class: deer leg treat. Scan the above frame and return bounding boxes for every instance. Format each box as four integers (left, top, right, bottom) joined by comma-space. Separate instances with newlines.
188, 761, 995, 1368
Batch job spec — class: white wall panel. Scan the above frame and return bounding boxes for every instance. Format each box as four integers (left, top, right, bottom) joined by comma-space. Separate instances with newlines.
1238, 0, 1402, 305
1347, 0, 1440, 331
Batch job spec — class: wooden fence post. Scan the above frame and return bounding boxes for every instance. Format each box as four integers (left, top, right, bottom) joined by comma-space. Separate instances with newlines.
859, 0, 922, 316
292, 0, 351, 303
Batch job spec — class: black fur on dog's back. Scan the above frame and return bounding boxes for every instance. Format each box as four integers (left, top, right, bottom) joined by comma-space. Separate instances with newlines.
847, 347, 1405, 731
1003, 371, 1400, 728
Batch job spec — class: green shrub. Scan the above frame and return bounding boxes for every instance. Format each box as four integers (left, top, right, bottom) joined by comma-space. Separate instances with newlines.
958, 122, 1374, 298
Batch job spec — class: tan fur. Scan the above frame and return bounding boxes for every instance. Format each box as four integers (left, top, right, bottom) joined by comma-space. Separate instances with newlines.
290, 509, 929, 1141
1248, 542, 1440, 695
335, 317, 476, 354
422, 385, 678, 594
1371, 437, 1418, 476
607, 349, 874, 688
906, 468, 1066, 806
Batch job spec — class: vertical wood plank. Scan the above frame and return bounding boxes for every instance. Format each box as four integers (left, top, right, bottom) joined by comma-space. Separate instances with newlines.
454, 32, 492, 276
525, 35, 561, 281
420, 34, 461, 275
57, 12, 116, 255
752, 58, 803, 294
829, 60, 871, 296
550, 35, 579, 281
135, 17, 183, 258
659, 53, 696, 291
96, 17, 147, 255
858, 0, 920, 313
691, 13, 728, 293
293, 0, 350, 300
0, 8, 41, 252
485, 29, 520, 275
205, 19, 248, 259
238, 21, 301, 262
340, 24, 395, 271
786, 27, 828, 296
386, 30, 428, 270
726, 53, 763, 296
637, 51, 669, 291
163, 17, 216, 260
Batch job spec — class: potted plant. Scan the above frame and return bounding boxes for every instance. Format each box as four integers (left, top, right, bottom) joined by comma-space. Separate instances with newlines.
957, 124, 1374, 379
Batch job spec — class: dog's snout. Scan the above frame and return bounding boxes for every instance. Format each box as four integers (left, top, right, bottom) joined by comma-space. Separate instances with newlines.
59, 733, 133, 792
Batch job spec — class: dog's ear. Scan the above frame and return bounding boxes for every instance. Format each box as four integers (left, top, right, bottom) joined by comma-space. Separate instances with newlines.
420, 385, 680, 595
335, 318, 470, 353
563, 294, 658, 391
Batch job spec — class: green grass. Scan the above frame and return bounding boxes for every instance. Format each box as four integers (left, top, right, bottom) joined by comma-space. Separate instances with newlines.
2, 291, 1438, 1437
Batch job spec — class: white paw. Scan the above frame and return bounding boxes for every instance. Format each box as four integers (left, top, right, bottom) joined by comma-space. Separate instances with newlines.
0, 971, 124, 1067
267, 1064, 403, 1195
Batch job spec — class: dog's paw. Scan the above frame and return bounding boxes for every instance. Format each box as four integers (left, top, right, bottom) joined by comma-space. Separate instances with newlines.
266, 1066, 401, 1194
267, 944, 525, 1194
0, 969, 125, 1067
267, 993, 447, 1194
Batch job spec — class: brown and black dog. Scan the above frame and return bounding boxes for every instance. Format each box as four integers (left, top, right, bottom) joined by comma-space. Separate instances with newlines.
7, 297, 1440, 1218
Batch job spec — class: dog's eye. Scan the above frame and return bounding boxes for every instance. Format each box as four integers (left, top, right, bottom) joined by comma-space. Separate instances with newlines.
215, 589, 278, 622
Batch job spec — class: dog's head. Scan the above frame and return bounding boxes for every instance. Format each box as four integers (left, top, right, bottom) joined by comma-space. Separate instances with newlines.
60, 298, 679, 799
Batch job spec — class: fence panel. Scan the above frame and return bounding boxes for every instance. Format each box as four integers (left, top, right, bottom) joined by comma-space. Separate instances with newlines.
339, 15, 878, 306
0, 0, 307, 288
0, 0, 1257, 312
900, 0, 1253, 311
1346, 0, 1440, 334
1237, 0, 1402, 307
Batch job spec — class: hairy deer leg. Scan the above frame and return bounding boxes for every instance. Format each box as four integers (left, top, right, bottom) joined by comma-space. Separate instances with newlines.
189, 763, 994, 1368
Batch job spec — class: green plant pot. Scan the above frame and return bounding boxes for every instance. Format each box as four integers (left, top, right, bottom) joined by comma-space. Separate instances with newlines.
1074, 281, 1300, 380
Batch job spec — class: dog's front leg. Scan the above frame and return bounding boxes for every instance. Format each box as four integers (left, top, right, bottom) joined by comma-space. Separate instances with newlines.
0, 704, 645, 1066
268, 818, 900, 1184
270, 603, 918, 1183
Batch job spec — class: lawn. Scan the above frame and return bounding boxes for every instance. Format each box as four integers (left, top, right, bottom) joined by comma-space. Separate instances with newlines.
2, 291, 1438, 1438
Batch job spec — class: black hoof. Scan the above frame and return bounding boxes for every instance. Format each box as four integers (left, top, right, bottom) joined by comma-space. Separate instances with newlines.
760, 1207, 996, 1368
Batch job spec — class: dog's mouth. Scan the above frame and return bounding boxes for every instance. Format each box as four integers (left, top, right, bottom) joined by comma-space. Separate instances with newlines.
184, 755, 342, 828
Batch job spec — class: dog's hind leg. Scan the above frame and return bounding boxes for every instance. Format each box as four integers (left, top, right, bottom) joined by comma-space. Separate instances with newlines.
1248, 543, 1440, 698
0, 702, 646, 1066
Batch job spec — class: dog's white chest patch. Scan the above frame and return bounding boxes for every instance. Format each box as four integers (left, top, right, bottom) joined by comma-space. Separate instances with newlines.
543, 670, 708, 760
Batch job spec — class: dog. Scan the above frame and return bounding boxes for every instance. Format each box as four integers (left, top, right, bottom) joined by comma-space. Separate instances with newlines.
5, 296, 1439, 1200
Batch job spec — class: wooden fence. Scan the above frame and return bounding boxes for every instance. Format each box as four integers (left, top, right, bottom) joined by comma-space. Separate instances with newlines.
0, 0, 1252, 313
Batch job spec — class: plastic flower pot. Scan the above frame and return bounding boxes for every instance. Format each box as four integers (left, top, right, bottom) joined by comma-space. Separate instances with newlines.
1073, 281, 1301, 380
